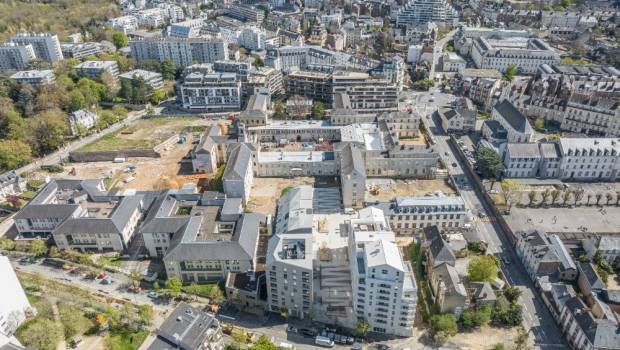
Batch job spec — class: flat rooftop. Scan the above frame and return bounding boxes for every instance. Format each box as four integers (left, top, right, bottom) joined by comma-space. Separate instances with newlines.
258, 151, 335, 163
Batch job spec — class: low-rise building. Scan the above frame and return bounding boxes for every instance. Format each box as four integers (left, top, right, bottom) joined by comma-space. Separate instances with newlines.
223, 143, 255, 203
75, 60, 120, 79
69, 109, 99, 135
379, 194, 467, 235
10, 70, 55, 86
119, 69, 163, 90
0, 171, 26, 203
515, 230, 578, 283
438, 97, 476, 133
441, 52, 466, 72
482, 100, 533, 144
471, 37, 560, 74
146, 303, 224, 350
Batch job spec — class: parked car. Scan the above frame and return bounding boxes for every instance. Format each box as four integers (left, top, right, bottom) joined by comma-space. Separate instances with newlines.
287, 326, 298, 333
300, 328, 316, 337
147, 291, 160, 299
315, 336, 334, 348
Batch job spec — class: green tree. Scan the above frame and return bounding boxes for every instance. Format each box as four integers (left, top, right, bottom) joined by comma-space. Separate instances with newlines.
550, 189, 561, 205
112, 32, 128, 49
208, 286, 226, 304
252, 55, 264, 69
503, 64, 517, 82
59, 305, 89, 339
160, 59, 177, 80
68, 89, 86, 112
430, 314, 457, 341
356, 319, 370, 338
468, 255, 499, 282
460, 305, 491, 330
528, 191, 537, 207
412, 79, 434, 91
493, 344, 506, 350
15, 317, 62, 350
534, 118, 544, 132
129, 269, 142, 289
541, 188, 551, 205
272, 101, 286, 119
28, 238, 48, 257
492, 295, 523, 327
311, 101, 326, 120
248, 335, 277, 350
138, 304, 153, 325
165, 277, 183, 297
0, 139, 32, 170
29, 110, 69, 156
503, 286, 522, 303
500, 179, 522, 210
475, 147, 502, 179
149, 89, 167, 105
0, 236, 16, 251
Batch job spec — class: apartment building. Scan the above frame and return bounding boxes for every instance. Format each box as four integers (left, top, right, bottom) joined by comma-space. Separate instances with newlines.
75, 61, 120, 80
238, 26, 266, 51
396, 0, 458, 27
106, 15, 139, 32
0, 43, 35, 72
471, 37, 560, 74
140, 190, 266, 282
178, 72, 242, 111
370, 56, 405, 92
10, 70, 55, 86
441, 52, 466, 72
284, 70, 333, 104
0, 256, 33, 336
340, 143, 366, 209
558, 297, 620, 350
378, 194, 467, 234
60, 42, 102, 59
438, 97, 477, 133
245, 68, 284, 98
129, 36, 227, 67
557, 138, 620, 181
348, 207, 417, 336
331, 72, 398, 112
119, 69, 164, 90
10, 32, 63, 62
213, 60, 251, 82
225, 4, 265, 23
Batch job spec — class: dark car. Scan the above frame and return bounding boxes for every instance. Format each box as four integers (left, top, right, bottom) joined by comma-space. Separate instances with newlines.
300, 328, 316, 337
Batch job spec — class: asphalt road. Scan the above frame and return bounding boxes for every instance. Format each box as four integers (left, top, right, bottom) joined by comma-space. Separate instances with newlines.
409, 89, 566, 350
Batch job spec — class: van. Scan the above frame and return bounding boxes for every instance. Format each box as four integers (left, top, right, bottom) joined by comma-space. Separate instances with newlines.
315, 336, 335, 348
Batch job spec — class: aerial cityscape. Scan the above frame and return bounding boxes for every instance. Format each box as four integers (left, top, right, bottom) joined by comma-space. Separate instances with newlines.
0, 0, 619, 350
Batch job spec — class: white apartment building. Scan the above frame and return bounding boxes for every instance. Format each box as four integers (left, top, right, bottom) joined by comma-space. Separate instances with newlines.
129, 36, 227, 67
238, 27, 266, 51
331, 72, 398, 111
0, 43, 35, 72
557, 138, 620, 181
119, 69, 164, 90
471, 37, 560, 74
60, 42, 102, 59
0, 256, 33, 336
10, 70, 55, 86
503, 142, 561, 178
10, 32, 63, 62
75, 60, 120, 79
379, 194, 467, 234
396, 0, 458, 27
178, 72, 242, 111
348, 207, 417, 337
441, 52, 466, 72
106, 15, 138, 33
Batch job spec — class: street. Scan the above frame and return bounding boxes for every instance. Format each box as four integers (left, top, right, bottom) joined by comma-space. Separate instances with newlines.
410, 89, 566, 350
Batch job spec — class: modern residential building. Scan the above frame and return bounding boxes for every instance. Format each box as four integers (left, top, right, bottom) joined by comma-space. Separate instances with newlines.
331, 72, 398, 112
238, 26, 266, 51
0, 256, 33, 336
119, 69, 164, 90
225, 4, 266, 23
129, 36, 228, 67
140, 189, 268, 282
69, 109, 99, 135
471, 37, 560, 74
396, 0, 459, 27
10, 32, 63, 62
348, 207, 418, 336
370, 56, 405, 92
9, 70, 55, 86
60, 42, 102, 59
284, 70, 333, 104
178, 72, 242, 111
146, 303, 224, 350
75, 60, 120, 79
0, 43, 35, 72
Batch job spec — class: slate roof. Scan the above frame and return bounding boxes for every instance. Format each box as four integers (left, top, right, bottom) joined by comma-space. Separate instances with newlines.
14, 204, 79, 220
340, 143, 365, 176
151, 303, 220, 350
506, 143, 541, 158
223, 143, 252, 181
578, 261, 606, 292
494, 100, 532, 133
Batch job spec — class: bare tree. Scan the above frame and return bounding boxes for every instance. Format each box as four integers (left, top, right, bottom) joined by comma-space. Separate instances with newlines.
562, 190, 571, 206
287, 95, 309, 119
595, 193, 603, 206
606, 193, 613, 206
541, 189, 551, 205
574, 188, 585, 205
550, 189, 561, 206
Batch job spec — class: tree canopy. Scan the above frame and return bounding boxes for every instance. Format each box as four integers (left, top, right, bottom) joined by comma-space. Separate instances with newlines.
468, 254, 499, 282
475, 147, 502, 179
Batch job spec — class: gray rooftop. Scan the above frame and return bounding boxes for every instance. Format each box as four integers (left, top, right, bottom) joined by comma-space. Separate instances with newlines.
494, 100, 532, 133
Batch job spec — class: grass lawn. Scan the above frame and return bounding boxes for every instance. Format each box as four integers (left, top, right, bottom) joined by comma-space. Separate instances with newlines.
106, 330, 149, 350
182, 283, 222, 298
78, 117, 200, 152
97, 255, 123, 267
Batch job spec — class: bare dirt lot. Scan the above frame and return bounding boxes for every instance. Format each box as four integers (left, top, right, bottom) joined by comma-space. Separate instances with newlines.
446, 325, 520, 349
29, 141, 210, 191
247, 177, 315, 215
366, 178, 456, 202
